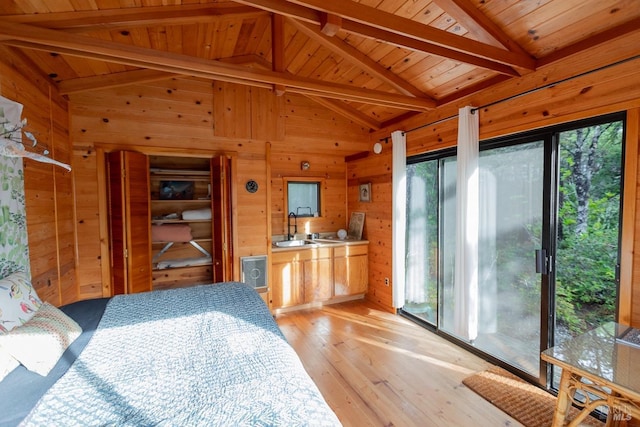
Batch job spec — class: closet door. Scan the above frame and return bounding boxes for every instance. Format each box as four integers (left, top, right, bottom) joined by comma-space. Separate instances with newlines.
107, 151, 152, 295
211, 155, 233, 282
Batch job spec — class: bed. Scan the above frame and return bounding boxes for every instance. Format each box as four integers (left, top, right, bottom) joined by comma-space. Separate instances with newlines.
0, 277, 341, 426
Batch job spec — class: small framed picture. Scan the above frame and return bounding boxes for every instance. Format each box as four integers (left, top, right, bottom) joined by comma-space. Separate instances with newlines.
359, 183, 371, 203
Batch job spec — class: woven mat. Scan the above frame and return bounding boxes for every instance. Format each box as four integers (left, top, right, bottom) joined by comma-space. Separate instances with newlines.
463, 366, 603, 427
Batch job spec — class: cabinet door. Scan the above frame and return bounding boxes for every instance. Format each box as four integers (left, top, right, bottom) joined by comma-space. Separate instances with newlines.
271, 260, 303, 308
303, 257, 333, 302
334, 246, 368, 296
107, 151, 152, 295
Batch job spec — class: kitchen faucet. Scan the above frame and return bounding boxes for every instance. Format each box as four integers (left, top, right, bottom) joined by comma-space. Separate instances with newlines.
288, 212, 297, 240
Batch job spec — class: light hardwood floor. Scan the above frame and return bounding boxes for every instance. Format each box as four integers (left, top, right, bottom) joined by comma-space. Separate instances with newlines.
275, 300, 522, 427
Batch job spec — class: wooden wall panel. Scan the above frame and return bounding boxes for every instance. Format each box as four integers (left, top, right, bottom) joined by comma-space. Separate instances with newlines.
213, 81, 252, 139
235, 155, 269, 257
73, 147, 107, 299
282, 94, 370, 154
69, 79, 370, 300
0, 46, 75, 305
270, 150, 348, 237
51, 88, 76, 305
251, 86, 285, 141
347, 150, 394, 311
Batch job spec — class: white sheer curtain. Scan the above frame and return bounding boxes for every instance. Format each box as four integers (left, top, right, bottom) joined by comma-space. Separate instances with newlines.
454, 106, 479, 341
391, 130, 407, 308
405, 172, 427, 303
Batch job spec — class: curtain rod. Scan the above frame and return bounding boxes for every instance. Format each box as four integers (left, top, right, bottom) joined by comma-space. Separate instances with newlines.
380, 53, 640, 142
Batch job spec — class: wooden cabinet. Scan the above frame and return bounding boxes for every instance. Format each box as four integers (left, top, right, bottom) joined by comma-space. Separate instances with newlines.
271, 243, 368, 311
302, 248, 333, 303
271, 251, 304, 308
334, 244, 368, 296
271, 247, 332, 308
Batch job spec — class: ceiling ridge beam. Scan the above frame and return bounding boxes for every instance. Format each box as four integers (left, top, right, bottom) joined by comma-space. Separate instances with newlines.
0, 4, 267, 32
0, 22, 434, 111
234, 0, 533, 72
288, 18, 432, 100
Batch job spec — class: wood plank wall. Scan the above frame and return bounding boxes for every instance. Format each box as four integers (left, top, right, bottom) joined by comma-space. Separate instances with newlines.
69, 79, 370, 300
347, 146, 393, 310
0, 46, 75, 305
357, 30, 640, 319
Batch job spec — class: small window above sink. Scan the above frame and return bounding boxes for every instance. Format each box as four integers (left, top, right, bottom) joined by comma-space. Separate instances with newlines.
284, 178, 324, 218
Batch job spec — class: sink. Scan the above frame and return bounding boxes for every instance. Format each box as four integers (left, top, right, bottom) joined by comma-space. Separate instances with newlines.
274, 240, 317, 248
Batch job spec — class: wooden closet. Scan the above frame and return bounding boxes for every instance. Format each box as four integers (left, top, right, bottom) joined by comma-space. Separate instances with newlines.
107, 151, 233, 294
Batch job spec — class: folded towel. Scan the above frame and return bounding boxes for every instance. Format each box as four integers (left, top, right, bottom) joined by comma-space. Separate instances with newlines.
151, 224, 193, 242
182, 208, 212, 220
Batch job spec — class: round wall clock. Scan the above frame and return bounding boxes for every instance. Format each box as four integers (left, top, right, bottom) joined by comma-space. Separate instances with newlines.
245, 180, 259, 193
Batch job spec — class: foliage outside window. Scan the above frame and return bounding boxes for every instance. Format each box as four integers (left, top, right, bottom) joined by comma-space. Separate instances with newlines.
285, 178, 323, 217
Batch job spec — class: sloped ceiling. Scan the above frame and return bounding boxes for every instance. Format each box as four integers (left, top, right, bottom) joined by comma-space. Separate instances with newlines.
0, 0, 638, 131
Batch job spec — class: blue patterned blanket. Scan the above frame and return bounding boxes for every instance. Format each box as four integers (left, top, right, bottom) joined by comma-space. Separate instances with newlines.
21, 283, 341, 426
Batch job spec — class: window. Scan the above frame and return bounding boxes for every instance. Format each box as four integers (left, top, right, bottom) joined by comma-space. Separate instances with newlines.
285, 178, 323, 217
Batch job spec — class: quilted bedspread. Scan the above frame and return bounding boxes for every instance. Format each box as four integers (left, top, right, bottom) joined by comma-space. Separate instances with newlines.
21, 282, 341, 426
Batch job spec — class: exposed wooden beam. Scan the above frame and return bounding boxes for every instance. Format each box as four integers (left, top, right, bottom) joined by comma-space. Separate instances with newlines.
235, 0, 533, 73
320, 13, 341, 37
219, 54, 273, 70
59, 55, 280, 96
305, 96, 381, 130
288, 0, 535, 69
0, 3, 267, 32
288, 18, 431, 99
58, 69, 180, 95
0, 22, 435, 111
341, 20, 520, 77
430, 0, 529, 56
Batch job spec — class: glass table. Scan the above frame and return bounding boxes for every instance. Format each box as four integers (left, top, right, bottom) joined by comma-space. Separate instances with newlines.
541, 322, 640, 426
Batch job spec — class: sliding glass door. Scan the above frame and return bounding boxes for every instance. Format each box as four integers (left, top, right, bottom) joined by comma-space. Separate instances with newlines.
403, 113, 625, 383
451, 142, 544, 376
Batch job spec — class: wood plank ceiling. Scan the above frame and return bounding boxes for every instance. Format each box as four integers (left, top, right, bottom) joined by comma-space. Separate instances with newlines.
0, 0, 638, 131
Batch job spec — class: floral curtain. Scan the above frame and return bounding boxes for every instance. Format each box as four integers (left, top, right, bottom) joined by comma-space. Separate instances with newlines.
0, 95, 30, 279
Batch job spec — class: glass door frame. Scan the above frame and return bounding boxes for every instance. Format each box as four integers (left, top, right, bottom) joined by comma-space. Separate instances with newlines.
401, 111, 627, 389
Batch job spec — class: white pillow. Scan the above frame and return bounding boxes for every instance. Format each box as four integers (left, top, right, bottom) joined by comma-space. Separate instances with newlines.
0, 302, 82, 376
0, 271, 42, 333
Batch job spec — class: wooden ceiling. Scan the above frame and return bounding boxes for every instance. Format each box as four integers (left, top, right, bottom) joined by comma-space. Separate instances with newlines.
0, 0, 638, 131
